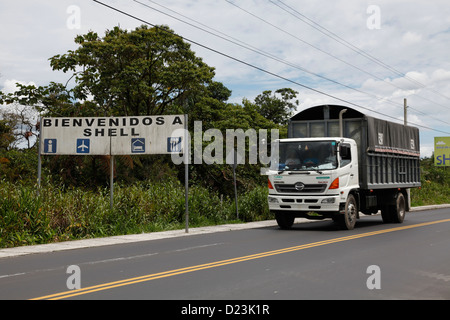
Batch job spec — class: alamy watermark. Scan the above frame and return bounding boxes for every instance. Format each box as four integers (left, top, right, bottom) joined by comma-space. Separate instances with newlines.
66, 5, 81, 30
66, 265, 81, 290
366, 265, 381, 290
367, 5, 381, 30
170, 121, 279, 169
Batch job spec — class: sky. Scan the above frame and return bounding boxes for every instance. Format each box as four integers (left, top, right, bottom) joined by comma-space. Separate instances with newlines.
1, 0, 450, 157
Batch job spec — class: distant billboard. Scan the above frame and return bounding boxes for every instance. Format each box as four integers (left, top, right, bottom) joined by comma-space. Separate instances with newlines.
40, 115, 186, 156
434, 137, 450, 166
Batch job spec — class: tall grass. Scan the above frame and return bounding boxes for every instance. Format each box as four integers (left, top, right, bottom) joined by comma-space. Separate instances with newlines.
0, 179, 270, 248
2, 158, 449, 248
410, 160, 450, 206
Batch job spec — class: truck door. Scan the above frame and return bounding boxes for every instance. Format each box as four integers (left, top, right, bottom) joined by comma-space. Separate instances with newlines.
338, 142, 358, 189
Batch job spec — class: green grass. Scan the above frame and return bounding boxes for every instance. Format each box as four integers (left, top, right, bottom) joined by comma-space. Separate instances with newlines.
410, 158, 450, 207
0, 179, 271, 248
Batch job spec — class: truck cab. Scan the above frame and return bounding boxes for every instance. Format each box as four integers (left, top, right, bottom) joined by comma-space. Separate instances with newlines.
268, 137, 360, 229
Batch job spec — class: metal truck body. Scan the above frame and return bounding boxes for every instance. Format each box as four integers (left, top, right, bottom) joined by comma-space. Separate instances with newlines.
267, 105, 421, 230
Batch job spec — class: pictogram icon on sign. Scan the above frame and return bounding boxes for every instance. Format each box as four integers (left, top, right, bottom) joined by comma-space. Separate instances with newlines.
76, 139, 90, 154
167, 137, 182, 153
131, 138, 146, 153
44, 139, 57, 154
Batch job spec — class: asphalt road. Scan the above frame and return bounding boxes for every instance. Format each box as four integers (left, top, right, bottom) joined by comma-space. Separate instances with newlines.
1, 208, 449, 305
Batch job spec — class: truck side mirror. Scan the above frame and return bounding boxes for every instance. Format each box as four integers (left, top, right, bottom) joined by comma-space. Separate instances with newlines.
340, 144, 350, 159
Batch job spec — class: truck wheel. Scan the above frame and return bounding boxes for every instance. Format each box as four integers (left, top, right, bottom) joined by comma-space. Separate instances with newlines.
337, 194, 357, 230
391, 192, 406, 223
275, 211, 295, 229
381, 192, 406, 224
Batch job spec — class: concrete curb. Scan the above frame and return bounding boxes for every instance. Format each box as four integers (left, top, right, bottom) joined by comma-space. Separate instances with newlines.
1, 204, 449, 259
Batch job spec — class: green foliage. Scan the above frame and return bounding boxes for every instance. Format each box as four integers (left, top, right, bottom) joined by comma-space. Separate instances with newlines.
0, 147, 38, 184
0, 179, 271, 248
0, 119, 15, 150
244, 88, 299, 125
411, 157, 450, 206
49, 25, 215, 117
0, 182, 55, 247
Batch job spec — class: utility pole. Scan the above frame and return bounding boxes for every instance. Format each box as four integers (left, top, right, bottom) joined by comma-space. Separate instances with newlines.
404, 98, 408, 126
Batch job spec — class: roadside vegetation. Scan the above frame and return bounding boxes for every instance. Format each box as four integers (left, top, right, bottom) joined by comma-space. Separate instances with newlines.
0, 154, 448, 248
0, 177, 271, 248
411, 157, 450, 206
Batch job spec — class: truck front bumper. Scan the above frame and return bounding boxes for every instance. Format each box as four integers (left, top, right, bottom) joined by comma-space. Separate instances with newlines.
268, 194, 341, 214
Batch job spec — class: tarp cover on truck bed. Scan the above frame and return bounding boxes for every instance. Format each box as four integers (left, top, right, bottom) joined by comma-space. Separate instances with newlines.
289, 105, 420, 158
366, 116, 420, 157
289, 105, 421, 189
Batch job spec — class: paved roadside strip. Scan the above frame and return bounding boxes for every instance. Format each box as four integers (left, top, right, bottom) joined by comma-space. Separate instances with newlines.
1, 204, 449, 259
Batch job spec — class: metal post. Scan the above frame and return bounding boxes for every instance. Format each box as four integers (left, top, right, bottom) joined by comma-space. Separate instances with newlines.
404, 98, 408, 126
233, 159, 239, 220
37, 117, 42, 196
110, 155, 114, 210
184, 114, 189, 233
339, 109, 347, 137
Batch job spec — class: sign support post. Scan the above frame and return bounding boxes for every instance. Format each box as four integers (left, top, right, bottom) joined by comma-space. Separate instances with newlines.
37, 117, 42, 196
184, 114, 189, 233
110, 155, 114, 210
226, 149, 241, 220
233, 158, 239, 220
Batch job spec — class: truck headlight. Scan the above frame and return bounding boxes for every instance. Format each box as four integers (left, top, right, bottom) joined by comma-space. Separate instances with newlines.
321, 198, 336, 204
268, 197, 279, 203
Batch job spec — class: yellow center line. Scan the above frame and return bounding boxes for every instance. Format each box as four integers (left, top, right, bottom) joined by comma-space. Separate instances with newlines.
31, 218, 450, 300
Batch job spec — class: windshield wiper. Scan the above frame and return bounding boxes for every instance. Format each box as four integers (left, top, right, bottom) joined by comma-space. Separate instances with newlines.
277, 168, 311, 174
288, 171, 311, 175
306, 166, 323, 174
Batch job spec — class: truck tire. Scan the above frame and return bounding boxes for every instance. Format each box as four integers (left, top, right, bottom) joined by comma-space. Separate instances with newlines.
336, 194, 357, 230
391, 192, 406, 223
381, 192, 406, 224
275, 211, 295, 229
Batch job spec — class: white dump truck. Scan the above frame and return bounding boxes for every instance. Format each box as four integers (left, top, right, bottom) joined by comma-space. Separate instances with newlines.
268, 105, 421, 230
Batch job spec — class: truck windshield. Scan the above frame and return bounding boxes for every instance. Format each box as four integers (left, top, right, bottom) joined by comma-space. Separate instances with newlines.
271, 141, 338, 172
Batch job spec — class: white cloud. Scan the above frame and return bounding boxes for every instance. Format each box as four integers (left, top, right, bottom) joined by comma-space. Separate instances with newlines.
1, 79, 36, 94
402, 32, 422, 45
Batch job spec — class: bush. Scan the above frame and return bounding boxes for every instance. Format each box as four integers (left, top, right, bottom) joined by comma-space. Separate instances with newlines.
0, 179, 272, 248
0, 181, 55, 247
410, 157, 450, 206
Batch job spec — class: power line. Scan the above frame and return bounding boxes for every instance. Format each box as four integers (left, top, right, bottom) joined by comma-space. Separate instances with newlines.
271, 0, 450, 107
272, 0, 415, 82
137, 2, 402, 109
92, 0, 450, 135
141, 0, 450, 127
225, 0, 450, 119
225, 0, 449, 113
223, 0, 397, 90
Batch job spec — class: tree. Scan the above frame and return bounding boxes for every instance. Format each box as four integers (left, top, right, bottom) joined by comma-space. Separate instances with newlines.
49, 25, 216, 117
0, 118, 14, 151
248, 88, 299, 125
0, 25, 219, 186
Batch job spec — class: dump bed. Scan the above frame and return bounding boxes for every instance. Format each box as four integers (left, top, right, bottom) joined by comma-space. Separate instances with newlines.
288, 105, 421, 189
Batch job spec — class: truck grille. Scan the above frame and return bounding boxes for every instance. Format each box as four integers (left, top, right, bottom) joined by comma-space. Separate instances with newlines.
274, 183, 326, 194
